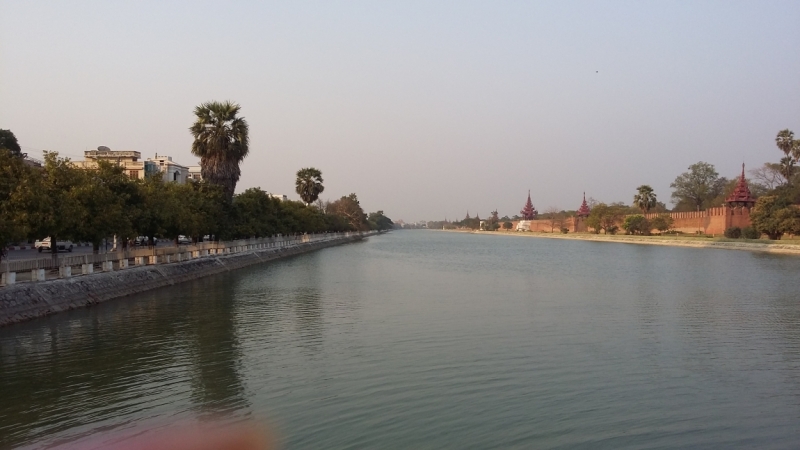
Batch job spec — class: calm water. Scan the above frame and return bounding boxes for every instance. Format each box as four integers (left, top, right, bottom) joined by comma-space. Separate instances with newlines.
2, 231, 800, 449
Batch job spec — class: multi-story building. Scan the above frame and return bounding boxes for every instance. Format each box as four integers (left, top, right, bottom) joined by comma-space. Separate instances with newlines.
73, 147, 156, 179
74, 147, 191, 183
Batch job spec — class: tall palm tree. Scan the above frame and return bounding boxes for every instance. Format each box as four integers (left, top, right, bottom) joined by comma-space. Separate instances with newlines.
633, 185, 657, 213
779, 156, 795, 184
776, 129, 795, 158
295, 167, 324, 205
189, 101, 249, 200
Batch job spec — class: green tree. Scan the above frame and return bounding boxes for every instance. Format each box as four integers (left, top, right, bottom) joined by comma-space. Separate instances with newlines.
650, 214, 674, 233
622, 215, 651, 235
633, 185, 657, 213
585, 203, 624, 234
232, 188, 281, 238
0, 149, 31, 263
72, 161, 138, 253
129, 175, 174, 246
749, 195, 800, 240
295, 167, 325, 205
502, 221, 513, 230
190, 101, 250, 200
18, 152, 85, 263
670, 162, 727, 210
0, 129, 22, 157
368, 210, 394, 231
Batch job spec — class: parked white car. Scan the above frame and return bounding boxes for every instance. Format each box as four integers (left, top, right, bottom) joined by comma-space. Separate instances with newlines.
177, 235, 191, 245
35, 237, 74, 253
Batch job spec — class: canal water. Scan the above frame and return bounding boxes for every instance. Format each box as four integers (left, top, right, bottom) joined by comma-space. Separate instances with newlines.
2, 231, 800, 449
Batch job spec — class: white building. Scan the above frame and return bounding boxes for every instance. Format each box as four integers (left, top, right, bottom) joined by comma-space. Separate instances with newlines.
147, 154, 189, 183
269, 194, 288, 201
188, 165, 202, 182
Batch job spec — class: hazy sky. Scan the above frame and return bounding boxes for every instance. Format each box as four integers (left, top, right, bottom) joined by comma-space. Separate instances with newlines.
2, 1, 799, 221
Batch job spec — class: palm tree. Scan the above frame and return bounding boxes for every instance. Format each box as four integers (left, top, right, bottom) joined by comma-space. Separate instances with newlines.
633, 185, 657, 213
776, 129, 795, 158
779, 156, 795, 184
189, 101, 249, 200
295, 167, 324, 205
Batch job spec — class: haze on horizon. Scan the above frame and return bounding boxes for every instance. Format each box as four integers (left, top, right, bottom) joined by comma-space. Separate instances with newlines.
1, 1, 798, 222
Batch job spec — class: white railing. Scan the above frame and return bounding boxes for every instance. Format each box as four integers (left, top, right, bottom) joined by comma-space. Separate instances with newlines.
1, 231, 374, 286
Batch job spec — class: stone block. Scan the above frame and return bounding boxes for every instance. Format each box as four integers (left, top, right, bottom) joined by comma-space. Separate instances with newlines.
59, 266, 72, 278
31, 268, 46, 282
102, 261, 114, 272
82, 264, 94, 275
1, 272, 16, 286
148, 255, 158, 265
134, 257, 146, 266
119, 259, 129, 269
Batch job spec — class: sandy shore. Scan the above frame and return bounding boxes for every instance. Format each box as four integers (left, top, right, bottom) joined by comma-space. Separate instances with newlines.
435, 229, 800, 255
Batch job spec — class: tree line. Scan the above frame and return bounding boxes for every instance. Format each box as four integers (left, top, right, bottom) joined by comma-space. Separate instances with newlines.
0, 101, 394, 262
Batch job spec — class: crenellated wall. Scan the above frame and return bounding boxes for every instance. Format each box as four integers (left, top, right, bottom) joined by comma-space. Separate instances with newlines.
644, 206, 751, 235
506, 206, 752, 235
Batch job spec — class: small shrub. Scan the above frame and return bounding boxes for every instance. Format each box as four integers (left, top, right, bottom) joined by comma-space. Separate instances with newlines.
607, 225, 619, 235
742, 226, 760, 239
724, 227, 742, 239
560, 227, 569, 234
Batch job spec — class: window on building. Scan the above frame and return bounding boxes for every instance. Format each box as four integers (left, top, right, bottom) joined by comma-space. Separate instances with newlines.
173, 172, 178, 181
129, 170, 139, 178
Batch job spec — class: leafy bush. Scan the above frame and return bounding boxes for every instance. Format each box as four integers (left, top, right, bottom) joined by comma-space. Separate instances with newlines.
750, 195, 800, 240
724, 227, 742, 239
560, 227, 569, 234
742, 226, 760, 239
651, 214, 674, 233
622, 215, 651, 235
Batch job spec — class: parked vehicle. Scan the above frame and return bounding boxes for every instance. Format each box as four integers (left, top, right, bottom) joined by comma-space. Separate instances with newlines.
177, 235, 191, 245
36, 237, 74, 253
134, 236, 159, 246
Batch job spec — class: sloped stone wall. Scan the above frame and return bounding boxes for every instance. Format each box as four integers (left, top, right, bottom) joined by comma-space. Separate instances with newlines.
0, 236, 363, 327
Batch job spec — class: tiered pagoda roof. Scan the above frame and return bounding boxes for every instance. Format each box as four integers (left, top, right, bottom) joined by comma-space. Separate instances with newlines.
725, 163, 756, 208
520, 190, 538, 220
576, 192, 591, 217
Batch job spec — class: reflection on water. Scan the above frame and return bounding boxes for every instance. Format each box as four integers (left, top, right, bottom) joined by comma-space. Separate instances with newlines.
2, 232, 800, 449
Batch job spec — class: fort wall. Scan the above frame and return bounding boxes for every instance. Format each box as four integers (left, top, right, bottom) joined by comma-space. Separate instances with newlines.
509, 206, 752, 235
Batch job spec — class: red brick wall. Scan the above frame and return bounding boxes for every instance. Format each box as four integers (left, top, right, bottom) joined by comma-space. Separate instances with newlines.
507, 207, 751, 235
644, 207, 751, 235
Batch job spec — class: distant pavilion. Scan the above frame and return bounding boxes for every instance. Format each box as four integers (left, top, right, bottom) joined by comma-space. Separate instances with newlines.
520, 190, 538, 220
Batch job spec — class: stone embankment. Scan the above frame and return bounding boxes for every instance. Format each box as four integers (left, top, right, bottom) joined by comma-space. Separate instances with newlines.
0, 232, 375, 327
